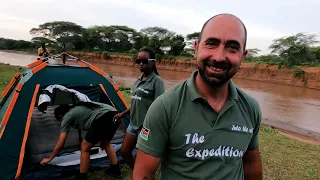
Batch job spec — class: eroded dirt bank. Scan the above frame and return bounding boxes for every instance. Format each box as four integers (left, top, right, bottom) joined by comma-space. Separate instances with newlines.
70, 52, 320, 90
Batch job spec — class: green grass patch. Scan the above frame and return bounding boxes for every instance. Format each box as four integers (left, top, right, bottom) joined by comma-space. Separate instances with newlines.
259, 126, 320, 179
120, 87, 131, 105
0, 63, 25, 101
0, 63, 319, 180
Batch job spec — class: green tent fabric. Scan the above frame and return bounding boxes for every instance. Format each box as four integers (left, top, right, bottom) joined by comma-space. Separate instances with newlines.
0, 59, 130, 180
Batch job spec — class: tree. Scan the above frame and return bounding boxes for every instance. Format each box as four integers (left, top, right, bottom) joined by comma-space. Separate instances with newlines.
86, 25, 139, 52
168, 35, 186, 56
0, 38, 35, 50
140, 27, 176, 54
140, 27, 175, 40
269, 33, 319, 66
185, 32, 200, 55
108, 25, 137, 52
31, 37, 55, 47
0, 20, 317, 68
30, 21, 85, 50
247, 48, 261, 57
269, 33, 318, 55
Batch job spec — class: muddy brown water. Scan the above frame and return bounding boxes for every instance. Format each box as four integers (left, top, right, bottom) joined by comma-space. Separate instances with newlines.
0, 51, 319, 137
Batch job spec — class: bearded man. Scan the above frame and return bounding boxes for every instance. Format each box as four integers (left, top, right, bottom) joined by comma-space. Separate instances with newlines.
132, 13, 263, 180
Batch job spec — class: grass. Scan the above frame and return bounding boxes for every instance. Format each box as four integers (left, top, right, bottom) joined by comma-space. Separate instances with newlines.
0, 63, 24, 101
0, 63, 319, 180
259, 126, 320, 180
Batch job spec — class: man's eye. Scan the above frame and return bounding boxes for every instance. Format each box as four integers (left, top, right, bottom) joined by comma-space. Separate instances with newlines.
227, 45, 240, 52
206, 40, 218, 46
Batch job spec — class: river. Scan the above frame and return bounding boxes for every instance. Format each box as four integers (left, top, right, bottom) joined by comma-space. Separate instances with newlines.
0, 51, 319, 137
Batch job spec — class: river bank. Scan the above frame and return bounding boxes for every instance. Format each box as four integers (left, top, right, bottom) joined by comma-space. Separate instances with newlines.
69, 51, 320, 90
1, 50, 320, 143
3, 50, 320, 90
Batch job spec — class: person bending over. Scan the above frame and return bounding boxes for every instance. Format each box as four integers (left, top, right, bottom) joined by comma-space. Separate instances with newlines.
40, 102, 122, 180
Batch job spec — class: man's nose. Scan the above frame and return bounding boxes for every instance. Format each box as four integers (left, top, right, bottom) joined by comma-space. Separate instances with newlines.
211, 46, 226, 62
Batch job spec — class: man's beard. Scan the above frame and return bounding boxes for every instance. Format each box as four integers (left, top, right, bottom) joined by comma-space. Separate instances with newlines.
197, 58, 238, 87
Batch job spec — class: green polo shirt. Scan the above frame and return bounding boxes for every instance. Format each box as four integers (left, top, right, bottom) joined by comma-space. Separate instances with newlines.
136, 71, 262, 180
130, 71, 165, 130
60, 102, 117, 133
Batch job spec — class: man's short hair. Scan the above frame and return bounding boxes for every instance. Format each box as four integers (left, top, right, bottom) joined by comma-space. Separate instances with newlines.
54, 104, 72, 120
198, 13, 247, 50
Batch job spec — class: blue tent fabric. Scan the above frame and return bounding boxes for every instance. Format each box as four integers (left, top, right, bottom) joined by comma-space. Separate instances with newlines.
19, 149, 138, 180
0, 58, 131, 180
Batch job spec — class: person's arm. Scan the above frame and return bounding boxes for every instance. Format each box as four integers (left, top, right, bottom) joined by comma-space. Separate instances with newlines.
113, 108, 130, 121
41, 114, 72, 165
133, 98, 169, 179
133, 150, 161, 179
38, 48, 42, 56
48, 132, 68, 160
243, 102, 263, 180
122, 108, 130, 115
243, 148, 262, 180
154, 79, 165, 98
40, 132, 68, 164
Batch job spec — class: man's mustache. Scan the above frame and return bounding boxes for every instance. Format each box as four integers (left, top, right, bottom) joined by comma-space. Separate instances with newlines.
203, 59, 231, 69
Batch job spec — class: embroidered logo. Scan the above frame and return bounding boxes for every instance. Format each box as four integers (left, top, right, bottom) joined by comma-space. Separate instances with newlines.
140, 127, 150, 140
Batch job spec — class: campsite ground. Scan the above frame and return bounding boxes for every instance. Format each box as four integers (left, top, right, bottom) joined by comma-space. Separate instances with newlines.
0, 63, 319, 180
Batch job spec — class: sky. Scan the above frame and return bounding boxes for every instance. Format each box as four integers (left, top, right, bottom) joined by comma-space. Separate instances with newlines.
1, 0, 320, 54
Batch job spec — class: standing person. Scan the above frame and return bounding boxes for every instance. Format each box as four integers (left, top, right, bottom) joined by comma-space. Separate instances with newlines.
38, 43, 49, 60
40, 102, 122, 180
113, 48, 165, 170
133, 14, 263, 180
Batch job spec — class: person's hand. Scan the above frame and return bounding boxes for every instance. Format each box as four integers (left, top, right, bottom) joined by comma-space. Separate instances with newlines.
113, 112, 124, 123
40, 158, 51, 165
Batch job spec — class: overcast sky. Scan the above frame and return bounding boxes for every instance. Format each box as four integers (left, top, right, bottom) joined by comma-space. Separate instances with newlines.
1, 0, 319, 54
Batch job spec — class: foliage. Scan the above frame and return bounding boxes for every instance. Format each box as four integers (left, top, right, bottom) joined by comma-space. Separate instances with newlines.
0, 38, 37, 51
30, 21, 85, 51
1, 21, 320, 67
244, 33, 320, 67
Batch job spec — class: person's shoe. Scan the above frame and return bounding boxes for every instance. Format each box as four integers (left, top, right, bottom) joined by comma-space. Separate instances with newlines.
72, 172, 88, 180
105, 163, 122, 178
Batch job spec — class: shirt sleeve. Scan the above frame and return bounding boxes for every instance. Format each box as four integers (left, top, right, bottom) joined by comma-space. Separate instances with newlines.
247, 103, 262, 150
136, 98, 169, 158
60, 113, 72, 133
154, 78, 165, 99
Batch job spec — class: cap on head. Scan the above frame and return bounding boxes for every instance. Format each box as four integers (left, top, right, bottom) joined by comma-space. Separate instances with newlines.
198, 13, 247, 50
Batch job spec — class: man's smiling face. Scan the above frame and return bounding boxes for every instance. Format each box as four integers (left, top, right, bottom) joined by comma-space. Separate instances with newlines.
194, 14, 248, 87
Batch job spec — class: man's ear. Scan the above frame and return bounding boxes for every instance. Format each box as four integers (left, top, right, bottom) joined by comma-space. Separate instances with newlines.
242, 49, 248, 58
194, 40, 199, 58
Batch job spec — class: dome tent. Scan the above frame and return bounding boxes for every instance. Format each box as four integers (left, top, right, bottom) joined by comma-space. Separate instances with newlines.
0, 53, 130, 180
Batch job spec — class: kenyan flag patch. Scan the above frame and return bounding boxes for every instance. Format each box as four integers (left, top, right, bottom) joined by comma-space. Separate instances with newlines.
140, 127, 150, 140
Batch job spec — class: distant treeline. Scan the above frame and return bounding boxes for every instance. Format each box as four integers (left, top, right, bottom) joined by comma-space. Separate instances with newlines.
1, 21, 320, 67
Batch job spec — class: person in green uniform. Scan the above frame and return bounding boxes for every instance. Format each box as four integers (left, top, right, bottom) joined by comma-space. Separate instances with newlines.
113, 48, 165, 170
40, 102, 122, 180
133, 14, 263, 180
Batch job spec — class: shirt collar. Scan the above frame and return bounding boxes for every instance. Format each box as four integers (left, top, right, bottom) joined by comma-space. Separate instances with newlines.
186, 71, 239, 101
139, 71, 156, 82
